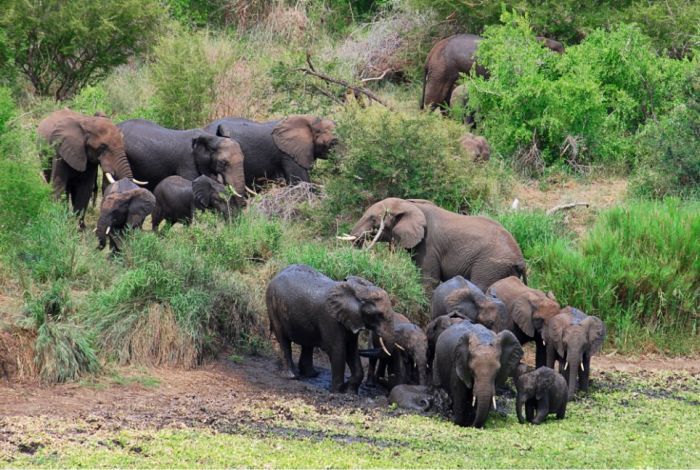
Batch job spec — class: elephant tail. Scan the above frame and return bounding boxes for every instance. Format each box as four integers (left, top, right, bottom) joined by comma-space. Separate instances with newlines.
420, 65, 428, 110
516, 263, 528, 285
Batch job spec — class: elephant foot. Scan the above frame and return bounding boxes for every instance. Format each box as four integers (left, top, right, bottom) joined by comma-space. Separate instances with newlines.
280, 369, 297, 380
299, 368, 320, 378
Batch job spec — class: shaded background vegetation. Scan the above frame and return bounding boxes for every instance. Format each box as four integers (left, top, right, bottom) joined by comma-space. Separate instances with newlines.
0, 0, 697, 383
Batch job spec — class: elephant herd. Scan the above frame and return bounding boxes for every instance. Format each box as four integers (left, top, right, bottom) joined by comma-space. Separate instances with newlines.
36, 31, 598, 429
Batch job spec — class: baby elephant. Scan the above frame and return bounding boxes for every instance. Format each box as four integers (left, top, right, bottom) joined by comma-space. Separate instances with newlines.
516, 367, 568, 424
388, 385, 433, 412
152, 175, 239, 230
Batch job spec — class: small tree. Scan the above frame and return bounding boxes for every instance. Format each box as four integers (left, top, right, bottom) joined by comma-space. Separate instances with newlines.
0, 0, 165, 100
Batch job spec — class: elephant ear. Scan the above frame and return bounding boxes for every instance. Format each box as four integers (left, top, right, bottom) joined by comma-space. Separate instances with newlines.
583, 315, 606, 354
216, 124, 231, 138
535, 369, 555, 400
272, 116, 315, 169
390, 200, 426, 249
445, 289, 477, 321
547, 313, 569, 358
192, 176, 213, 209
126, 189, 155, 228
454, 334, 473, 388
511, 294, 535, 337
51, 117, 88, 172
495, 330, 524, 385
327, 281, 365, 334
344, 275, 374, 287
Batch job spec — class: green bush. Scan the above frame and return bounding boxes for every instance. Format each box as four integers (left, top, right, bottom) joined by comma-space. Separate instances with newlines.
34, 320, 100, 383
0, 0, 165, 99
491, 210, 569, 260
325, 104, 511, 226
529, 199, 699, 354
0, 86, 14, 133
70, 84, 114, 117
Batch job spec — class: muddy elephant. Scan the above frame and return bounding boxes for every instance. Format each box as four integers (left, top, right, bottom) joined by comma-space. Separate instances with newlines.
96, 181, 156, 252
151, 175, 239, 230
420, 34, 564, 110
459, 133, 490, 162
487, 276, 561, 368
117, 119, 246, 208
37, 109, 139, 228
348, 198, 527, 291
388, 384, 433, 412
205, 115, 337, 187
365, 313, 429, 389
431, 276, 508, 332
425, 313, 467, 366
433, 321, 523, 427
544, 307, 606, 399
516, 366, 568, 424
266, 265, 395, 394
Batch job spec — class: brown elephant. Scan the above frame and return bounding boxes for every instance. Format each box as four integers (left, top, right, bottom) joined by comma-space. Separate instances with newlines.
487, 276, 561, 368
431, 276, 508, 332
544, 307, 606, 399
347, 198, 527, 291
420, 34, 565, 111
96, 181, 156, 252
38, 109, 140, 228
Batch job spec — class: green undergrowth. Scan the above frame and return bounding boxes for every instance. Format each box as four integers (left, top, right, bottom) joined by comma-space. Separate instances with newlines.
6, 371, 700, 468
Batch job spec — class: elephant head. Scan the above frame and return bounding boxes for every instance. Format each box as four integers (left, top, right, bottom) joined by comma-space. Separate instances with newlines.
96, 188, 156, 250
192, 175, 239, 220
393, 323, 429, 386
516, 367, 557, 423
38, 109, 134, 182
349, 198, 426, 249
191, 134, 246, 206
454, 327, 523, 428
271, 115, 338, 169
546, 307, 606, 399
444, 287, 509, 333
509, 289, 561, 339
327, 276, 395, 352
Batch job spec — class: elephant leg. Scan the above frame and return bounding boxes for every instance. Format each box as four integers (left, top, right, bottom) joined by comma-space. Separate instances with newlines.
270, 321, 296, 379
416, 250, 442, 289
525, 400, 535, 422
535, 340, 546, 368
532, 396, 550, 425
450, 376, 470, 426
329, 344, 347, 393
345, 338, 363, 394
281, 158, 309, 185
366, 352, 378, 387
71, 164, 98, 229
580, 354, 591, 393
556, 400, 567, 420
50, 158, 68, 202
151, 205, 163, 232
298, 345, 319, 378
546, 344, 556, 369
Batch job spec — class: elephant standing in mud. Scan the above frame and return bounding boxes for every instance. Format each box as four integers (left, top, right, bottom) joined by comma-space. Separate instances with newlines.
433, 321, 523, 427
487, 276, 561, 368
431, 276, 509, 332
516, 366, 568, 424
420, 34, 565, 111
37, 109, 141, 228
544, 307, 606, 399
266, 265, 396, 394
205, 115, 337, 187
347, 198, 526, 291
96, 179, 156, 252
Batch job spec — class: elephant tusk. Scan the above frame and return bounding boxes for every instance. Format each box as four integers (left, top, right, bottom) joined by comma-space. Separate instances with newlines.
132, 178, 148, 185
542, 339, 546, 346
472, 396, 476, 407
580, 363, 585, 372
378, 336, 391, 357
493, 397, 497, 410
336, 234, 358, 241
105, 226, 111, 235
394, 343, 406, 352
92, 227, 97, 233
365, 213, 386, 250
105, 173, 116, 184
227, 185, 243, 198
245, 185, 258, 196
564, 361, 569, 370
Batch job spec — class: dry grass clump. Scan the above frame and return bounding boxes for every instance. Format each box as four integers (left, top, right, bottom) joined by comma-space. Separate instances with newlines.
210, 59, 271, 121
0, 328, 37, 381
250, 182, 324, 221
262, 2, 309, 43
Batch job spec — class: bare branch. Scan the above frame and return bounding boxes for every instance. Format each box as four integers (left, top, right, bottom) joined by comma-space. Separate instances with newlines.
361, 69, 392, 83
546, 202, 590, 215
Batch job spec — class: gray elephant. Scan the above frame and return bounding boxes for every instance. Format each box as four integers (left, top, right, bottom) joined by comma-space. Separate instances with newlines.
96, 181, 156, 252
365, 312, 429, 389
266, 265, 395, 394
421, 34, 564, 110
431, 276, 509, 332
433, 321, 523, 427
37, 109, 141, 228
487, 276, 561, 368
117, 119, 246, 208
459, 133, 490, 162
205, 115, 337, 187
425, 313, 467, 366
516, 366, 568, 424
544, 307, 606, 399
388, 385, 433, 412
151, 175, 239, 230
348, 198, 527, 290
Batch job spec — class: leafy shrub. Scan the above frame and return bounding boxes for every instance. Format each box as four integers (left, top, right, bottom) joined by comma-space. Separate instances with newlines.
492, 210, 569, 260
70, 84, 114, 117
529, 199, 699, 354
0, 0, 165, 99
283, 242, 428, 323
325, 104, 511, 226
0, 86, 14, 133
33, 320, 100, 383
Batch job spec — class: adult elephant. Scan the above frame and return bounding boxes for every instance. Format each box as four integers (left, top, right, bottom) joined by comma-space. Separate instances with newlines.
38, 109, 139, 228
433, 321, 523, 427
96, 180, 156, 252
420, 34, 565, 110
204, 115, 337, 187
544, 307, 606, 399
266, 265, 395, 394
347, 198, 527, 291
431, 276, 508, 332
117, 119, 246, 207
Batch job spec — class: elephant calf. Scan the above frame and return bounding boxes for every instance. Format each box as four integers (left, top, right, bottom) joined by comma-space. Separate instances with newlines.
96, 181, 156, 252
152, 175, 239, 230
388, 385, 433, 412
266, 265, 396, 394
431, 276, 508, 332
425, 313, 467, 367
516, 367, 568, 424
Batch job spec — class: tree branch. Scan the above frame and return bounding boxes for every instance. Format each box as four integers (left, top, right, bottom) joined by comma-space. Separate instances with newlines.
546, 202, 590, 215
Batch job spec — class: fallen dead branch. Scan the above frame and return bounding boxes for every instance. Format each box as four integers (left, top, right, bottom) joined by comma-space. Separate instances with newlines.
546, 202, 590, 215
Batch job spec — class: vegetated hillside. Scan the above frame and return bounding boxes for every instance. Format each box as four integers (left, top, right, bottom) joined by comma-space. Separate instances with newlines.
0, 0, 698, 384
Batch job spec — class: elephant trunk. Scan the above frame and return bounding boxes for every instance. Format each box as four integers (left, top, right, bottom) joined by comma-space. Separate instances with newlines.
566, 353, 582, 400
95, 212, 112, 249
222, 167, 246, 209
472, 382, 495, 428
102, 150, 133, 181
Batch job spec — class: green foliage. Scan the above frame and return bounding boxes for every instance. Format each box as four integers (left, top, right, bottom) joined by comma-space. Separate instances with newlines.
325, 104, 511, 225
150, 30, 230, 129
0, 86, 14, 133
283, 242, 427, 323
492, 209, 568, 260
34, 320, 100, 383
529, 199, 699, 354
70, 84, 114, 117
25, 279, 73, 327
0, 0, 165, 100
164, 0, 220, 27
